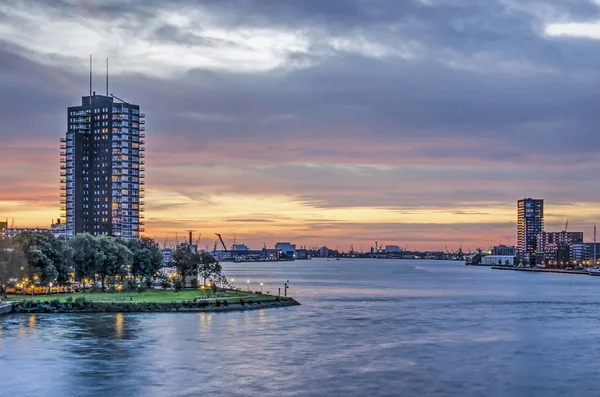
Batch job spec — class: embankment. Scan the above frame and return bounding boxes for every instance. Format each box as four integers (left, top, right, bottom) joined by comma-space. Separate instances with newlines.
9, 297, 300, 314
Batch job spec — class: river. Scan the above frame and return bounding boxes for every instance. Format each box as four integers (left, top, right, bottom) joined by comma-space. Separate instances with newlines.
2, 259, 600, 396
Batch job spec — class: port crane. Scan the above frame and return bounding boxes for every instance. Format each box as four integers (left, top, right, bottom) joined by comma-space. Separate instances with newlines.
215, 233, 228, 251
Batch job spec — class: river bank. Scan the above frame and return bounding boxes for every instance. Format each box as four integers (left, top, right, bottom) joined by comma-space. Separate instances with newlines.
492, 266, 589, 276
7, 296, 300, 314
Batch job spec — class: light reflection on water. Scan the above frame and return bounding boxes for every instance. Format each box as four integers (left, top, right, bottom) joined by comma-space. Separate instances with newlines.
3, 259, 600, 396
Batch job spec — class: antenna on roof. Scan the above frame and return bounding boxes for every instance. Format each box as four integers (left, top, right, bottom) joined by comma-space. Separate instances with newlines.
89, 54, 93, 98
106, 58, 109, 97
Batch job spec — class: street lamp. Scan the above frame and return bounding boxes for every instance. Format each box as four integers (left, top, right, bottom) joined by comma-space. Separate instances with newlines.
284, 280, 289, 297
48, 282, 53, 295
260, 282, 263, 293
246, 280, 250, 292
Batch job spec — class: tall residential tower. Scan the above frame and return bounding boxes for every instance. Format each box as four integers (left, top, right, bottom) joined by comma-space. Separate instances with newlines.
61, 93, 145, 239
517, 198, 544, 265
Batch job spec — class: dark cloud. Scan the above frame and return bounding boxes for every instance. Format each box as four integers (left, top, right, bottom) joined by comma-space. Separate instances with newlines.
2, 0, 600, 247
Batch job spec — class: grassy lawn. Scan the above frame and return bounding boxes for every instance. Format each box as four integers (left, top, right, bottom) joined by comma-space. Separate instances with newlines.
5, 289, 279, 303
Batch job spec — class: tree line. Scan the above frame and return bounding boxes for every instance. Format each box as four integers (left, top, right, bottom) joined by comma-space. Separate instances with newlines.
0, 232, 224, 293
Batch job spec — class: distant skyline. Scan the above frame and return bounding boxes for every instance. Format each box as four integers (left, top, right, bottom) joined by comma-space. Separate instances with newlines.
3, 0, 600, 251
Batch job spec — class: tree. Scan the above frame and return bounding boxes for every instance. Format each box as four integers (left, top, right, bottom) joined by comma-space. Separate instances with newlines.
96, 236, 132, 291
127, 237, 163, 283
171, 245, 201, 287
10, 232, 68, 288
69, 233, 100, 293
199, 252, 223, 286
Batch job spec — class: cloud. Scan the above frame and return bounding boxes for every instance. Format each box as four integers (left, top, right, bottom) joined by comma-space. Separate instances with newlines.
2, 0, 600, 249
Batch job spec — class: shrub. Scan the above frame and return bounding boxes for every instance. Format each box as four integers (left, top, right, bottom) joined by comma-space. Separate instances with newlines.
161, 279, 171, 290
173, 280, 183, 292
75, 297, 86, 304
137, 286, 147, 294
215, 300, 221, 307
66, 297, 73, 303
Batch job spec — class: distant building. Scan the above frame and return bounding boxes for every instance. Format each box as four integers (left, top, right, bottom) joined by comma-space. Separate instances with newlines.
318, 246, 330, 257
2, 228, 51, 239
0, 221, 7, 239
275, 242, 296, 258
585, 243, 600, 266
481, 255, 515, 266
570, 243, 588, 266
296, 248, 309, 260
491, 245, 516, 256
385, 245, 401, 253
557, 243, 570, 267
51, 219, 67, 238
517, 198, 544, 266
232, 244, 250, 251
537, 231, 583, 253
161, 248, 173, 266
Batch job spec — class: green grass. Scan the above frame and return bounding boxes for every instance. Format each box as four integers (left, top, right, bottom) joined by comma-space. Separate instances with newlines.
6, 289, 279, 303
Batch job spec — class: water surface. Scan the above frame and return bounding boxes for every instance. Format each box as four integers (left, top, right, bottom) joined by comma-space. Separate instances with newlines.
2, 259, 600, 396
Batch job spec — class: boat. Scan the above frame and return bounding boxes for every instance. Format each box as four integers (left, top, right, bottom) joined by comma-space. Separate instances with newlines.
586, 268, 600, 276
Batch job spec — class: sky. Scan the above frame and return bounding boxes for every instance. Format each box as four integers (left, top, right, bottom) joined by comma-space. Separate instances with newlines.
2, 0, 600, 252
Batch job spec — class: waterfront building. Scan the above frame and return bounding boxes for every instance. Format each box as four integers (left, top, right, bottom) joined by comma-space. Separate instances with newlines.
385, 245, 401, 253
569, 243, 588, 266
481, 255, 515, 266
232, 244, 250, 251
585, 243, 600, 266
275, 242, 296, 258
62, 92, 145, 239
556, 243, 570, 267
517, 198, 544, 266
536, 231, 583, 253
491, 245, 516, 256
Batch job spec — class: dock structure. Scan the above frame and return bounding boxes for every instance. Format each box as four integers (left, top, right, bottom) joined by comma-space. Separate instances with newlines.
492, 266, 589, 276
0, 301, 13, 315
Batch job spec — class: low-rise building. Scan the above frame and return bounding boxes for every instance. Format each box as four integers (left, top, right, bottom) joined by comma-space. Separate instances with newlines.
275, 242, 296, 258
481, 255, 515, 266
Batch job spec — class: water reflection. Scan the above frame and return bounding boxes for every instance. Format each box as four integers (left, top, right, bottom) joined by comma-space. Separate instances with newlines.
115, 313, 123, 339
28, 315, 36, 328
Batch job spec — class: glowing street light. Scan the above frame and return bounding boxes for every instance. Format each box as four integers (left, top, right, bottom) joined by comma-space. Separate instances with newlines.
260, 282, 263, 293
246, 280, 250, 292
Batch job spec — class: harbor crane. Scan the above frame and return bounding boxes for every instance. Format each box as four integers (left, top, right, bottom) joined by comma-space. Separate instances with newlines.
215, 233, 228, 251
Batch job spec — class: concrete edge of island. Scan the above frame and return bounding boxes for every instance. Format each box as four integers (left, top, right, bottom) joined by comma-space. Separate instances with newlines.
0, 297, 300, 315
491, 266, 589, 276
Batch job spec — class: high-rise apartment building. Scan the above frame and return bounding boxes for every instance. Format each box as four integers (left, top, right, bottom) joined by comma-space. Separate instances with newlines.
61, 92, 145, 239
517, 198, 544, 265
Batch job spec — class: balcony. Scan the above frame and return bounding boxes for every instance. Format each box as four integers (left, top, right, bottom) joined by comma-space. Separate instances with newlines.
60, 200, 66, 204
140, 201, 145, 205
140, 126, 145, 131
60, 179, 66, 183
140, 153, 145, 158
140, 120, 145, 124
140, 134, 145, 138
60, 186, 66, 190
60, 138, 66, 142
140, 181, 145, 185
60, 193, 66, 197
60, 165, 66, 169
140, 174, 145, 178
140, 161, 145, 165
60, 151, 66, 156
60, 159, 66, 163
140, 113, 145, 118
60, 172, 66, 176
140, 140, 145, 144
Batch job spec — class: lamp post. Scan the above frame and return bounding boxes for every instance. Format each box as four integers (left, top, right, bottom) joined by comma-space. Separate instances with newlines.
284, 280, 289, 297
48, 282, 53, 295
260, 282, 263, 293
246, 280, 250, 292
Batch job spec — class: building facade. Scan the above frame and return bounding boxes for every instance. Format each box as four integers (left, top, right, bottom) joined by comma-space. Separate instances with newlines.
62, 93, 145, 239
517, 198, 544, 265
275, 242, 296, 258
